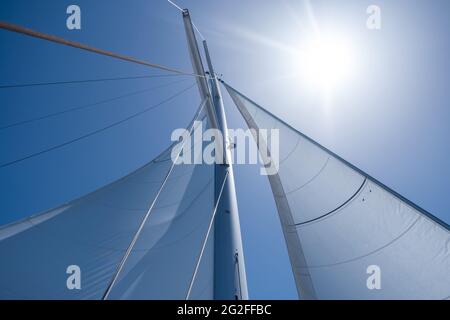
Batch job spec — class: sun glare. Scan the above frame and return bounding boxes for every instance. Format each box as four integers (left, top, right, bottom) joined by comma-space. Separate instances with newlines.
296, 34, 356, 92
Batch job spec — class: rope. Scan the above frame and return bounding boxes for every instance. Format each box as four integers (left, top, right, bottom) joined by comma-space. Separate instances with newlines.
0, 78, 189, 130
102, 98, 208, 300
0, 83, 196, 168
0, 74, 183, 90
185, 169, 230, 300
0, 21, 205, 78
167, 0, 183, 12
192, 22, 206, 41
166, 1, 205, 40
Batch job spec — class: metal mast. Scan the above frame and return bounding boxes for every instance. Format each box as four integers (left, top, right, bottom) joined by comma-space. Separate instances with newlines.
182, 9, 248, 300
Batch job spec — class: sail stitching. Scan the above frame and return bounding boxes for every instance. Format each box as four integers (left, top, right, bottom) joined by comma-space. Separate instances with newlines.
295, 216, 421, 269
222, 80, 449, 231
88, 177, 212, 213
185, 169, 230, 300
293, 177, 367, 226
227, 88, 318, 299
279, 136, 302, 165
277, 156, 331, 196
46, 178, 214, 253
101, 98, 208, 300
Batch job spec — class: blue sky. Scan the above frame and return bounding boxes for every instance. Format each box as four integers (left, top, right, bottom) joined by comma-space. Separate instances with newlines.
1, 0, 449, 299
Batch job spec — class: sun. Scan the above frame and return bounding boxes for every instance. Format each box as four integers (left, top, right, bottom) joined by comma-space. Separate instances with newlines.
295, 33, 357, 92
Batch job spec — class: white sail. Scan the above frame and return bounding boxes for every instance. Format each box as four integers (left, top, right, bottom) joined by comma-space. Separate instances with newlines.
0, 110, 216, 300
223, 81, 450, 300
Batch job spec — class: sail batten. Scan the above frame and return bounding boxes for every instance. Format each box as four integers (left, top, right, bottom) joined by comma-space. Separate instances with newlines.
223, 81, 449, 230
223, 80, 450, 299
0, 101, 216, 300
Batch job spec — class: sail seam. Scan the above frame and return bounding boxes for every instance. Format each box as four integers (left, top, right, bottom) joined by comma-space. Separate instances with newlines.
227, 87, 318, 299
101, 98, 208, 300
0, 111, 206, 232
295, 216, 421, 269
221, 80, 450, 231
42, 178, 215, 253
293, 177, 367, 227
277, 156, 331, 197
88, 177, 212, 212
186, 169, 229, 300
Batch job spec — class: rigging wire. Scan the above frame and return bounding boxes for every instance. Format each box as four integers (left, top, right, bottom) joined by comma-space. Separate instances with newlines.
166, 0, 205, 40
0, 82, 196, 168
0, 78, 189, 131
0, 21, 207, 79
167, 0, 183, 12
192, 22, 205, 41
0, 73, 185, 90
102, 98, 208, 300
185, 168, 230, 300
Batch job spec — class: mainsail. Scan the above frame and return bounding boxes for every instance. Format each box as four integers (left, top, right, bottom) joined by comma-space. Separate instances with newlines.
223, 81, 450, 300
0, 8, 249, 301
0, 103, 218, 299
